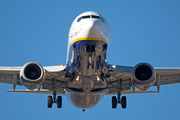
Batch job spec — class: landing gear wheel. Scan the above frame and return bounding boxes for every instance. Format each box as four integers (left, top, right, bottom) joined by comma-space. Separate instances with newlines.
112, 96, 117, 109
121, 96, 126, 109
47, 96, 53, 108
57, 96, 62, 108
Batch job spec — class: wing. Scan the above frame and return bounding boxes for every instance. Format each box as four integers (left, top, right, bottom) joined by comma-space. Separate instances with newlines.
105, 65, 180, 95
0, 65, 67, 95
0, 66, 22, 86
154, 67, 180, 85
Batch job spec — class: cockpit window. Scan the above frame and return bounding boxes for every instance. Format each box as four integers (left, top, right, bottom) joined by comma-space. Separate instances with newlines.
77, 17, 82, 22
77, 15, 104, 22
92, 15, 100, 19
82, 15, 90, 19
77, 15, 90, 22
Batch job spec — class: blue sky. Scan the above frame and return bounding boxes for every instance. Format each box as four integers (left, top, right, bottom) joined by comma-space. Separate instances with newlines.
0, 0, 180, 120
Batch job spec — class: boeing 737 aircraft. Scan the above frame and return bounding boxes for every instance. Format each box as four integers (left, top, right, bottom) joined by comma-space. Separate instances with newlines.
1, 11, 180, 111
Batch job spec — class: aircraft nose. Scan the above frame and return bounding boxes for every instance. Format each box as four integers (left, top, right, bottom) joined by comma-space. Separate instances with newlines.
82, 20, 101, 38
83, 19, 100, 29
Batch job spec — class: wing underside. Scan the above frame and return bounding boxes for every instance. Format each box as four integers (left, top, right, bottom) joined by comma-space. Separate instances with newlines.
0, 65, 67, 95
0, 64, 180, 95
105, 65, 180, 95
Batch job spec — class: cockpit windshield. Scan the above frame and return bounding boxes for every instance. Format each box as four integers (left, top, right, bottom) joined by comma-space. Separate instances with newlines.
92, 15, 100, 19
82, 15, 90, 19
77, 15, 104, 22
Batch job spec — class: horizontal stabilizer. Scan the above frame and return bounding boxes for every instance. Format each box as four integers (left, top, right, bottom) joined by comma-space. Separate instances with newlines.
6, 89, 65, 95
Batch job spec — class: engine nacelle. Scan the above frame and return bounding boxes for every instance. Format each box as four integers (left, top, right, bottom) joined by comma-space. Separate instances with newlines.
20, 62, 45, 90
131, 63, 156, 91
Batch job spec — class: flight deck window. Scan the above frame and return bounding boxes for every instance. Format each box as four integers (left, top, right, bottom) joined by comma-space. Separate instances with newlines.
77, 17, 82, 22
92, 15, 100, 19
82, 15, 91, 19
77, 15, 102, 22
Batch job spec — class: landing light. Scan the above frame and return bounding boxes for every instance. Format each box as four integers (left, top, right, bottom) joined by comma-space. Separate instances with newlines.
97, 76, 100, 81
112, 65, 116, 68
76, 76, 80, 81
60, 65, 64, 67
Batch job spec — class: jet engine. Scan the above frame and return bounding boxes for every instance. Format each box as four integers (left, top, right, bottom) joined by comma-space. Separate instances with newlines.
131, 63, 156, 91
20, 62, 45, 90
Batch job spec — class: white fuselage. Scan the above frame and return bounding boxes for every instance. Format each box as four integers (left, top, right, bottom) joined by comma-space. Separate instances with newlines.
65, 11, 111, 109
67, 11, 111, 63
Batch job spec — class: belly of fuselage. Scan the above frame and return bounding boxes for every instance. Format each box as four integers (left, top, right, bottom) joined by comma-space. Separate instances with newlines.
66, 91, 104, 109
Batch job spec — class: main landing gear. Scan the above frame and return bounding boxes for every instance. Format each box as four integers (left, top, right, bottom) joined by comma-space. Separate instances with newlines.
47, 90, 62, 108
112, 79, 127, 109
112, 95, 126, 109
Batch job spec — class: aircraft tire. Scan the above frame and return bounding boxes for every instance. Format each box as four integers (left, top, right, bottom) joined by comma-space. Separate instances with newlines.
121, 96, 126, 109
57, 96, 62, 108
112, 96, 117, 109
47, 96, 53, 108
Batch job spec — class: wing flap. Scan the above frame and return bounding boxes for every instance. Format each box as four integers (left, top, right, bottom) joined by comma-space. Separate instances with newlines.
105, 90, 158, 95
0, 79, 22, 85
6, 89, 65, 95
155, 79, 180, 85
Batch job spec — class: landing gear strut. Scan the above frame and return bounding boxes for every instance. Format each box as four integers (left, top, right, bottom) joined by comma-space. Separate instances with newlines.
47, 79, 62, 108
112, 79, 127, 109
47, 90, 62, 108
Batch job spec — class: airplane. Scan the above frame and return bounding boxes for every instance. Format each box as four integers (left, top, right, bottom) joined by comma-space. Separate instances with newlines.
1, 11, 180, 111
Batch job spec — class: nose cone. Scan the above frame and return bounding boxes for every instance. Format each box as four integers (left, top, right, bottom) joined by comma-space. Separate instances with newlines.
82, 20, 102, 38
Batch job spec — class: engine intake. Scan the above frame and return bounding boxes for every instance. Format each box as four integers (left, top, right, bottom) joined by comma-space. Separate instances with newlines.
20, 62, 45, 90
131, 63, 156, 91
24, 63, 42, 80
